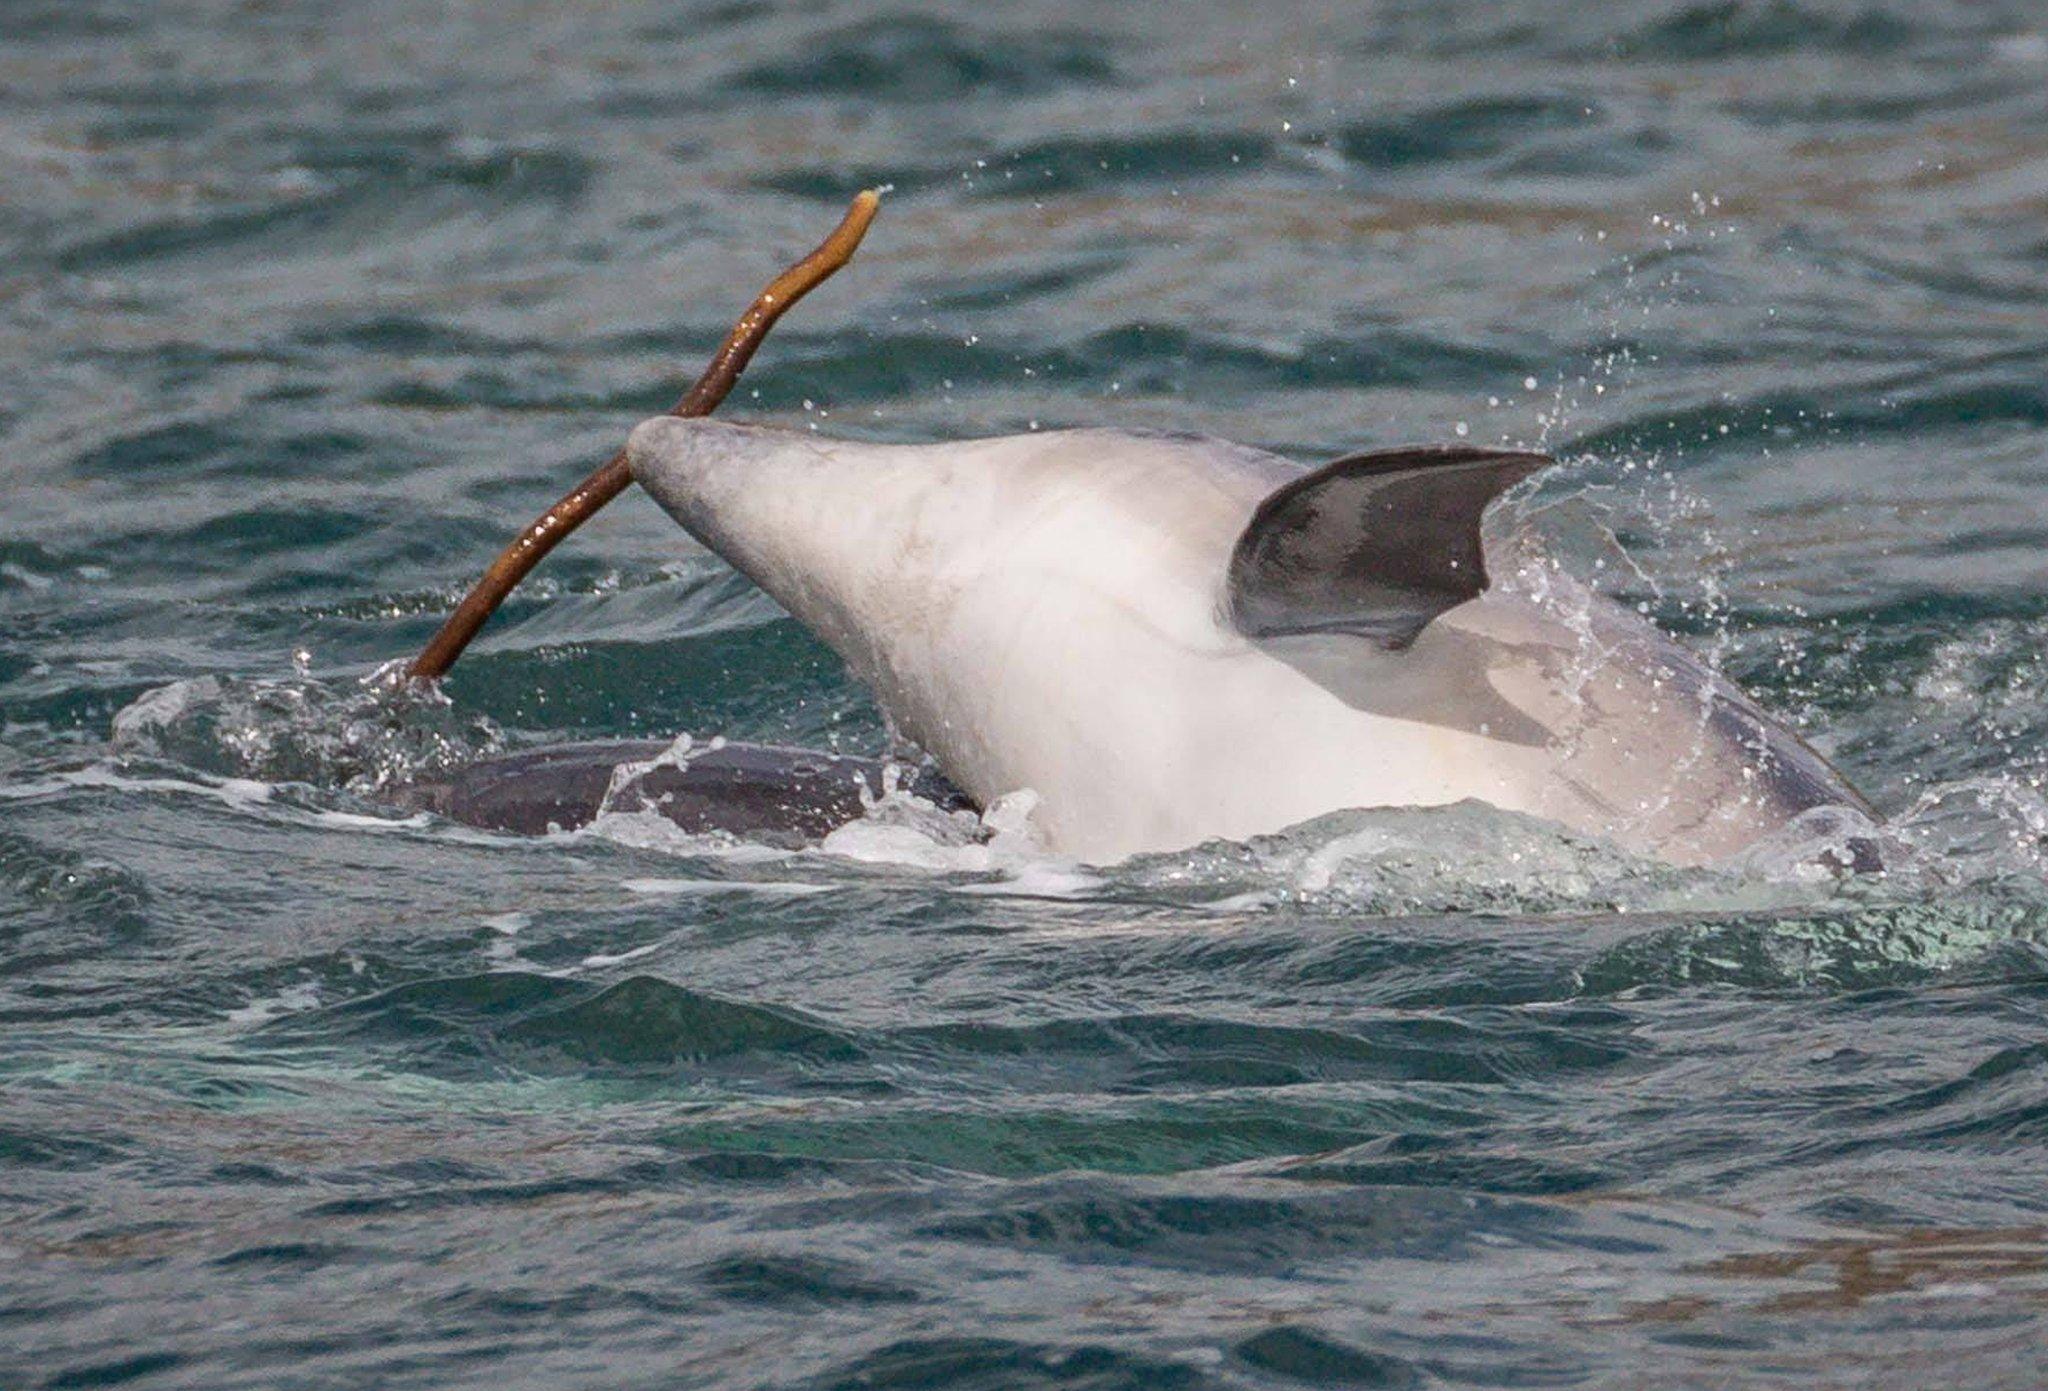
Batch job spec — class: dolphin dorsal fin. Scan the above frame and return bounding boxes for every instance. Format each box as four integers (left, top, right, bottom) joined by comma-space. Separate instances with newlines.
1226, 445, 1552, 651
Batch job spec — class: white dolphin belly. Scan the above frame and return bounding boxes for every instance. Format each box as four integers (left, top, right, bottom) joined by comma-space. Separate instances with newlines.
885, 567, 1561, 861
626, 418, 1866, 866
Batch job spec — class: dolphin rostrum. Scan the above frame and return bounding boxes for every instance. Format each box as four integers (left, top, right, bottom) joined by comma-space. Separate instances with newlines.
617, 418, 1869, 866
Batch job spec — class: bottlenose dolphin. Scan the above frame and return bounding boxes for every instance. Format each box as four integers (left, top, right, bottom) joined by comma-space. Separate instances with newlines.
604, 418, 1869, 866
389, 194, 1866, 865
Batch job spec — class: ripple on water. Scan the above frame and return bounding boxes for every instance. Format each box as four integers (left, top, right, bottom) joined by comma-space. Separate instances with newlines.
724, 15, 1119, 101
55, 144, 596, 276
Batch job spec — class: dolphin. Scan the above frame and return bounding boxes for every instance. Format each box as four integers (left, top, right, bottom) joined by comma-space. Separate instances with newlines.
393, 737, 972, 843
601, 417, 1871, 867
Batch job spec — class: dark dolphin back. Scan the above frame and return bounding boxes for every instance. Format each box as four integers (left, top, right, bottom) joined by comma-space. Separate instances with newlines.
391, 739, 976, 843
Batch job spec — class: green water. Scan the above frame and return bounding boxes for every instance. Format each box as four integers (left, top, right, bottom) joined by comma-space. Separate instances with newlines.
6, 2, 2048, 1387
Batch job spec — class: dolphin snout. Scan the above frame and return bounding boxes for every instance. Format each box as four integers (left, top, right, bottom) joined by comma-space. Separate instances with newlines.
626, 416, 752, 493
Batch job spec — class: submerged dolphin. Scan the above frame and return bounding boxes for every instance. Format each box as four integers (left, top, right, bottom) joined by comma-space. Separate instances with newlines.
608, 418, 1868, 866
394, 738, 971, 843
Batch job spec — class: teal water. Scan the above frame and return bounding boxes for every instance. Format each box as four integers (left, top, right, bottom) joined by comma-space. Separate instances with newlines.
7, 2, 2048, 1386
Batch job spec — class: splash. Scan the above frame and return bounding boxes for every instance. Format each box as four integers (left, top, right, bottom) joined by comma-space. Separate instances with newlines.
109, 660, 505, 793
594, 731, 705, 818
1116, 800, 1819, 918
819, 784, 1103, 896
573, 765, 1105, 897
1893, 777, 2048, 883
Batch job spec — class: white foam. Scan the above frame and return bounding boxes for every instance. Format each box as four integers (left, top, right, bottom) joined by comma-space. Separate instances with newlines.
954, 861, 1111, 900
573, 807, 794, 863
815, 786, 1104, 893
816, 817, 991, 869
225, 979, 321, 1027
579, 941, 666, 968
297, 808, 437, 833
0, 761, 276, 808
0, 561, 56, 591
621, 878, 831, 897
109, 676, 219, 742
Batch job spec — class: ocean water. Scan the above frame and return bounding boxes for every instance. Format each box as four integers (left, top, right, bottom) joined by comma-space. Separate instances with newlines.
6, 0, 2048, 1385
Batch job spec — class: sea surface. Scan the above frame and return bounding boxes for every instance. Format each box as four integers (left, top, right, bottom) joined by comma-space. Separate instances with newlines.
6, 1, 2048, 1386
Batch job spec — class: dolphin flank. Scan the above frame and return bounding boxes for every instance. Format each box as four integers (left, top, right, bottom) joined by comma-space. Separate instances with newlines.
622, 417, 1869, 866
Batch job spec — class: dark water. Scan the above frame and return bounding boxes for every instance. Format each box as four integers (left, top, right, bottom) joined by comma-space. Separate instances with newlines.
7, 1, 2048, 1386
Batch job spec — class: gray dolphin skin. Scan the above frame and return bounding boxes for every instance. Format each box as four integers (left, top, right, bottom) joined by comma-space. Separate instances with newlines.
600, 418, 1869, 867
393, 738, 972, 844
